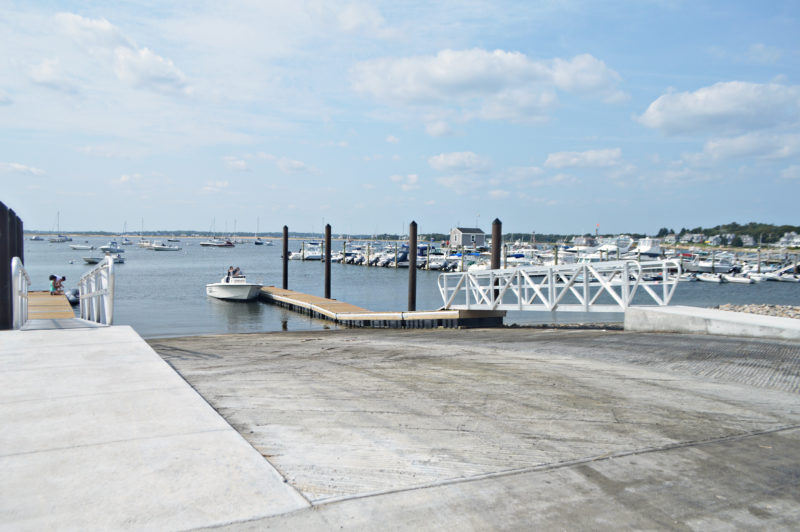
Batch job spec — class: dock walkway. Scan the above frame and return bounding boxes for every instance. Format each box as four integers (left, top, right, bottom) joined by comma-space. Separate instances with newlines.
260, 286, 504, 328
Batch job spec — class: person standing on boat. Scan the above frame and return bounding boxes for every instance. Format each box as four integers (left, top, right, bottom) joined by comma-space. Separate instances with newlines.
232, 266, 242, 277
226, 266, 234, 283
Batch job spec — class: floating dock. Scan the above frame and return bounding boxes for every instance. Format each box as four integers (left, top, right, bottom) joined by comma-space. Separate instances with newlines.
26, 291, 75, 320
259, 286, 505, 328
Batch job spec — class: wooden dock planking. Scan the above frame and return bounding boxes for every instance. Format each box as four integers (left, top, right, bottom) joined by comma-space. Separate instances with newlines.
259, 286, 504, 328
27, 291, 76, 319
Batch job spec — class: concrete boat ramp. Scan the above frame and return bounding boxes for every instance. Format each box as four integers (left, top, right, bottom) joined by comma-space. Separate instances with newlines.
3, 319, 800, 529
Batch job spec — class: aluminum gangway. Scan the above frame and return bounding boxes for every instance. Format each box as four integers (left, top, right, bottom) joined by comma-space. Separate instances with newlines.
438, 259, 681, 313
10, 255, 116, 329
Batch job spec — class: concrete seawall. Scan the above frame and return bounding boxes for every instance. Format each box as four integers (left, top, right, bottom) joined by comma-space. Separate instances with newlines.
625, 305, 800, 340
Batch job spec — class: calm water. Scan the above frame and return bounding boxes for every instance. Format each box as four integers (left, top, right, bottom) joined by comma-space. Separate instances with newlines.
22, 237, 800, 339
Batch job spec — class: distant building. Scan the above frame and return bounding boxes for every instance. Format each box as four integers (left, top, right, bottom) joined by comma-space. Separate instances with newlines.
450, 227, 486, 248
707, 235, 723, 246
778, 232, 800, 247
663, 234, 677, 244
679, 233, 706, 244
741, 235, 755, 247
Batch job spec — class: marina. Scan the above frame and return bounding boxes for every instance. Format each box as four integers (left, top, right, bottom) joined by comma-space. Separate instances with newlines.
19, 233, 800, 338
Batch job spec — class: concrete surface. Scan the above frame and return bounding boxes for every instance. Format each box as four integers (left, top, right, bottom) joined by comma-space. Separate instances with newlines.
150, 328, 800, 530
0, 326, 308, 531
625, 305, 800, 340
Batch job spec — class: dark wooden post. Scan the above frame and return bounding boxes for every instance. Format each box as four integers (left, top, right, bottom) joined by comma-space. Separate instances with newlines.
324, 224, 331, 299
282, 225, 289, 289
0, 202, 11, 330
491, 218, 501, 270
408, 221, 417, 311
491, 218, 501, 302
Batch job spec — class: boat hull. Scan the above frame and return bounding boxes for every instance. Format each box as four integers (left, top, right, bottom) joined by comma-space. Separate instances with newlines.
206, 283, 261, 301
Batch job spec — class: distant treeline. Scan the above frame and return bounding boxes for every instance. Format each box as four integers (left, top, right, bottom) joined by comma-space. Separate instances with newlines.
24, 222, 799, 244
653, 222, 800, 244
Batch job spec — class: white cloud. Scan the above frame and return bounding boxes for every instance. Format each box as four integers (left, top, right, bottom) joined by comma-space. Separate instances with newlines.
701, 133, 800, 161
54, 12, 190, 95
0, 162, 46, 175
201, 180, 229, 193
0, 90, 11, 105
277, 157, 314, 174
113, 47, 190, 94
386, 135, 399, 143
56, 12, 129, 49
337, 3, 393, 37
428, 151, 490, 173
748, 43, 781, 64
636, 82, 800, 134
550, 54, 626, 102
435, 175, 480, 193
506, 166, 544, 181
111, 173, 141, 185
781, 165, 800, 180
389, 173, 420, 191
224, 156, 248, 170
28, 58, 77, 93
425, 121, 453, 137
489, 189, 510, 198
544, 148, 621, 168
351, 49, 625, 123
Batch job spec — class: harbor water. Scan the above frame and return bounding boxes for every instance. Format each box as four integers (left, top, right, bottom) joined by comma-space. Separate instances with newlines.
22, 237, 800, 339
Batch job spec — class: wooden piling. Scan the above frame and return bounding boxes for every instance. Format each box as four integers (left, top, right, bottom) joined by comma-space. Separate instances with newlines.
408, 221, 417, 311
324, 224, 331, 299
282, 226, 288, 289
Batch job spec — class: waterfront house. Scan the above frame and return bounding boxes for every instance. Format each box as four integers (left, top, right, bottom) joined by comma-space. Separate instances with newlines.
450, 227, 486, 248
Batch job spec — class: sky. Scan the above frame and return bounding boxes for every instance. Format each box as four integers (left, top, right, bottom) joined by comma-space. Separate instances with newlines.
1, 1, 799, 236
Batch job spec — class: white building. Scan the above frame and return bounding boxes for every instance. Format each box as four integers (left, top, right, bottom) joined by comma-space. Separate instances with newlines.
741, 235, 755, 247
778, 232, 800, 247
449, 227, 486, 248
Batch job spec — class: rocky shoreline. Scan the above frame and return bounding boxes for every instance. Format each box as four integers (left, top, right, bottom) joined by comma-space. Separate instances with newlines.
715, 304, 800, 320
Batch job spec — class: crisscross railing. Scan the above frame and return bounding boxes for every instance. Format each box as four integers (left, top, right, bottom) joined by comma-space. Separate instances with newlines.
78, 255, 116, 325
438, 260, 681, 312
11, 257, 30, 329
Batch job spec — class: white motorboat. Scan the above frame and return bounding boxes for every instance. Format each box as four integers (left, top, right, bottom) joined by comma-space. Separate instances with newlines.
99, 241, 125, 253
149, 241, 181, 251
200, 238, 235, 247
49, 234, 72, 243
721, 274, 754, 284
696, 273, 723, 283
206, 275, 261, 301
83, 256, 102, 264
633, 237, 662, 258
70, 243, 94, 250
29, 235, 44, 241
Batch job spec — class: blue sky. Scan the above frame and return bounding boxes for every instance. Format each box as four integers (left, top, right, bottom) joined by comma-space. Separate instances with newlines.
1, 1, 798, 235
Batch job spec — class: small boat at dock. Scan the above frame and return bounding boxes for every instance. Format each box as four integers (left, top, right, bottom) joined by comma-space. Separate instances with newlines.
70, 243, 94, 250
721, 274, 754, 284
696, 273, 723, 283
206, 274, 261, 300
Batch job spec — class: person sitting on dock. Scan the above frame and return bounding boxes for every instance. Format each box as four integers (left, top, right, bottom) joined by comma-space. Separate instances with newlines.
55, 275, 65, 292
49, 275, 63, 295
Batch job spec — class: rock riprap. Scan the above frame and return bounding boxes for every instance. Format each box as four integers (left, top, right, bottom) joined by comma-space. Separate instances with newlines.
715, 304, 800, 320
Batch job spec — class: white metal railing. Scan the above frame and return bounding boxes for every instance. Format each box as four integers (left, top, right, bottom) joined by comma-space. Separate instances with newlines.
438, 260, 681, 312
78, 255, 115, 325
11, 257, 31, 329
